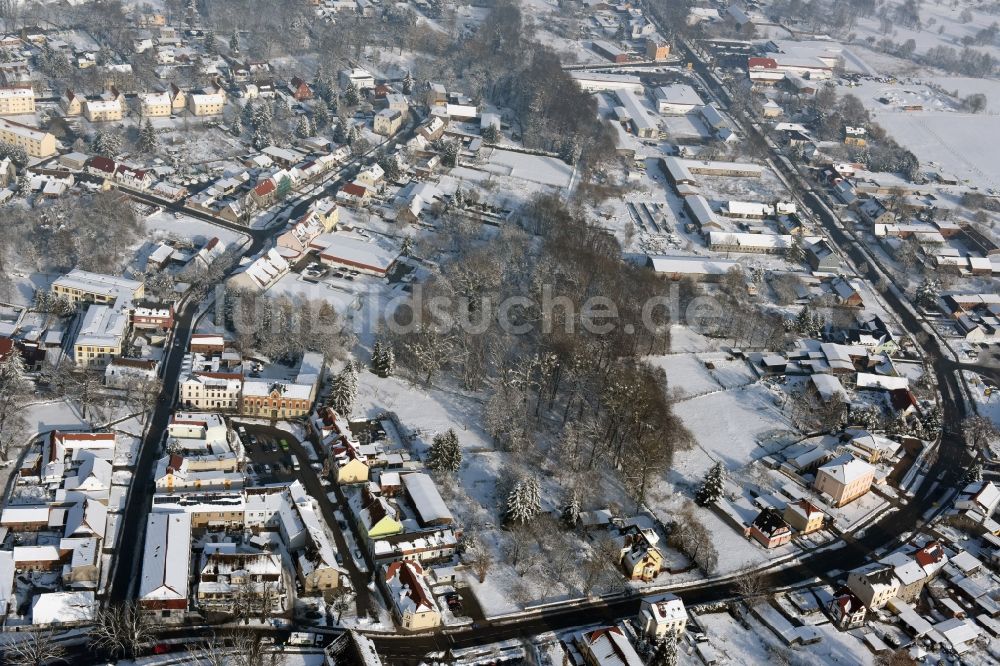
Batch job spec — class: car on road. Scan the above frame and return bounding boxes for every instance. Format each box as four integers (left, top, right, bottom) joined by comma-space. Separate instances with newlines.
262, 464, 272, 475
280, 439, 290, 452
268, 440, 279, 453
335, 553, 344, 565
311, 462, 322, 471
338, 520, 348, 531
353, 549, 364, 561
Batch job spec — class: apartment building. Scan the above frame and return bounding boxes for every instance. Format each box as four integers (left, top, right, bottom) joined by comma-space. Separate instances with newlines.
52, 270, 144, 306
139, 91, 172, 117
0, 86, 35, 115
187, 91, 226, 116
180, 372, 243, 411
0, 118, 56, 157
74, 304, 129, 369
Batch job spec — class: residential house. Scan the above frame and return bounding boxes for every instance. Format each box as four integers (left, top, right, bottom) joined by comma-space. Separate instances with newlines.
746, 508, 792, 548
73, 303, 129, 369
60, 90, 83, 116
814, 454, 875, 507
336, 182, 371, 208
288, 77, 312, 101
357, 492, 403, 540
179, 372, 242, 411
84, 89, 125, 122
374, 108, 404, 136
805, 239, 839, 272
196, 548, 283, 613
105, 357, 158, 389
577, 627, 643, 666
782, 498, 825, 534
847, 564, 900, 610
879, 551, 927, 603
829, 587, 867, 629
168, 83, 186, 112
638, 593, 687, 641
187, 90, 226, 116
619, 526, 663, 582
52, 270, 144, 305
381, 561, 441, 631
139, 91, 172, 117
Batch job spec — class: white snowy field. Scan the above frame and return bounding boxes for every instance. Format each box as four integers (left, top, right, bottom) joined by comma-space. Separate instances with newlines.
670, 382, 791, 481
874, 111, 1000, 191
144, 211, 250, 247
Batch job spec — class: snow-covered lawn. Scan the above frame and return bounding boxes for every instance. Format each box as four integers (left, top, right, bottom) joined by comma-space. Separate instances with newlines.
669, 382, 791, 481
144, 211, 250, 247
874, 111, 1000, 191
689, 609, 873, 666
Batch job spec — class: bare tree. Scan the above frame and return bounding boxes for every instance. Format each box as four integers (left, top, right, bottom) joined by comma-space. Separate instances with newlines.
734, 567, 767, 603
465, 534, 493, 583
963, 415, 1000, 453
90, 601, 153, 659
1, 627, 68, 666
328, 587, 353, 623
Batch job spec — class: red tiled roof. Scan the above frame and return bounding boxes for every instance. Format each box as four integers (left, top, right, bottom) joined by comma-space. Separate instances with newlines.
748, 57, 777, 69
916, 541, 946, 568
254, 179, 276, 197
341, 183, 367, 197
88, 156, 117, 173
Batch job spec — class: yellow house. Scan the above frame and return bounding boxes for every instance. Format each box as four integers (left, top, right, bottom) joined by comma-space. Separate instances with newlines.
337, 457, 369, 484
60, 90, 83, 116
73, 304, 128, 369
169, 83, 186, 112
782, 498, 825, 534
139, 91, 172, 117
620, 528, 664, 582
51, 270, 145, 305
359, 496, 403, 539
312, 197, 340, 232
297, 555, 340, 592
814, 455, 875, 507
382, 561, 442, 631
188, 91, 226, 116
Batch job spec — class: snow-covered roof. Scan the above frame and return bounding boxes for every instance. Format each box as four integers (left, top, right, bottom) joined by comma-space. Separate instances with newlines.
139, 512, 191, 602
579, 627, 643, 666
31, 591, 95, 625
401, 473, 453, 526
314, 233, 399, 273
647, 255, 738, 276
855, 373, 909, 391
817, 454, 873, 485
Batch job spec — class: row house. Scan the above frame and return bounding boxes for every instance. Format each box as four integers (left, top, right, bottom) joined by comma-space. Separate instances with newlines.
180, 372, 243, 411
196, 548, 284, 613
